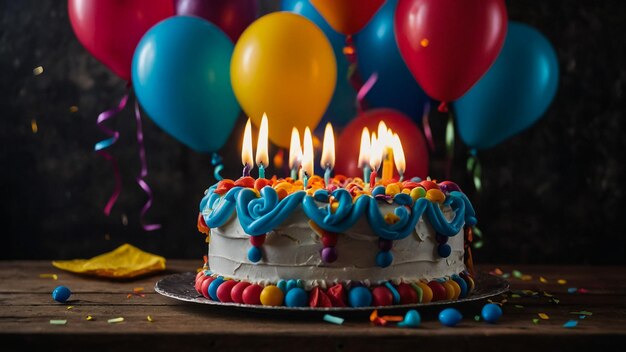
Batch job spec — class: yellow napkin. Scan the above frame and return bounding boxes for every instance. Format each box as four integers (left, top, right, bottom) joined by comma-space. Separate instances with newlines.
52, 243, 166, 279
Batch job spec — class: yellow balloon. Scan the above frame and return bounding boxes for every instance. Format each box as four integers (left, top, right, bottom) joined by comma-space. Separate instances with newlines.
231, 12, 337, 148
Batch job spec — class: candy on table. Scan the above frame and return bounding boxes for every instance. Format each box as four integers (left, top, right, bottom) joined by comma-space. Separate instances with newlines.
481, 303, 503, 323
439, 308, 463, 327
398, 310, 421, 328
52, 286, 71, 303
260, 285, 284, 306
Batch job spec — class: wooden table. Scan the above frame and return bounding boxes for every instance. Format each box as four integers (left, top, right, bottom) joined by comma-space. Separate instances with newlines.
1, 261, 624, 351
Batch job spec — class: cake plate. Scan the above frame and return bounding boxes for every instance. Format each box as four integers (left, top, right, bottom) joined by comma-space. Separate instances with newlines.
155, 271, 509, 316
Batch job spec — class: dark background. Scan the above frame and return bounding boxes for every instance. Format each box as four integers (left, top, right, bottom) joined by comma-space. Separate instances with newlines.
1, 1, 624, 264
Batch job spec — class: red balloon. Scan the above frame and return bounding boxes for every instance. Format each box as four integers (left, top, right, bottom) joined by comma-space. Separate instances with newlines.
311, 0, 385, 35
175, 0, 259, 42
335, 109, 429, 180
68, 0, 175, 81
394, 0, 507, 110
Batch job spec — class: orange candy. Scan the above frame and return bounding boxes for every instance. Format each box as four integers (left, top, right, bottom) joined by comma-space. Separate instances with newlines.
214, 179, 235, 195
254, 178, 272, 190
234, 176, 255, 188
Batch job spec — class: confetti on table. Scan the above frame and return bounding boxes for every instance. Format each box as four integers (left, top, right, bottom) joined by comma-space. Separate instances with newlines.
563, 320, 578, 328
550, 298, 560, 304
567, 287, 578, 294
512, 270, 522, 279
578, 288, 589, 294
147, 316, 154, 322
570, 311, 593, 316
323, 314, 344, 325
31, 119, 38, 133
50, 320, 67, 325
69, 106, 79, 113
39, 273, 58, 280
380, 315, 403, 322
490, 268, 504, 276
369, 310, 378, 322
33, 66, 44, 75
539, 276, 548, 283
133, 287, 144, 293
86, 316, 93, 321
557, 279, 567, 285
511, 294, 521, 298
107, 317, 124, 324
521, 274, 533, 281
538, 313, 550, 320
532, 318, 540, 324
66, 306, 74, 310
474, 315, 481, 321
543, 292, 553, 297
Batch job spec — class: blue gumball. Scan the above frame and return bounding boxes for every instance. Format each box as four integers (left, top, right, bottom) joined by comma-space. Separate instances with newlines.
285, 287, 308, 307
453, 22, 559, 150
355, 0, 429, 121
348, 286, 372, 307
481, 303, 503, 323
132, 16, 240, 153
439, 308, 463, 327
52, 286, 71, 303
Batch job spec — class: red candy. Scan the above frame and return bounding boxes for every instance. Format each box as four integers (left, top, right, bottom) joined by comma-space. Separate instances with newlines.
309, 287, 332, 308
419, 180, 439, 190
254, 178, 272, 190
371, 286, 393, 306
201, 277, 215, 299
427, 281, 447, 301
250, 234, 266, 247
396, 283, 419, 304
234, 176, 255, 188
230, 281, 251, 304
321, 233, 338, 247
215, 179, 235, 195
401, 181, 420, 190
242, 284, 263, 305
327, 284, 347, 307
216, 280, 238, 303
194, 272, 208, 293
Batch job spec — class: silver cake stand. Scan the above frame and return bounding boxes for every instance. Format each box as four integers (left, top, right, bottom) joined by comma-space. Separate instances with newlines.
155, 271, 509, 316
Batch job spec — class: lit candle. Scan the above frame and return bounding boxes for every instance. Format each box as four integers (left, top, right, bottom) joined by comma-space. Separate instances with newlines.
320, 123, 335, 186
379, 122, 394, 181
392, 133, 406, 182
289, 127, 302, 180
301, 127, 314, 189
255, 113, 269, 179
241, 118, 254, 177
358, 127, 371, 184
369, 131, 383, 189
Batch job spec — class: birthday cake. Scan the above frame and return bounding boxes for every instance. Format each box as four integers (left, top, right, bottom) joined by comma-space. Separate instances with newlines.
194, 175, 477, 308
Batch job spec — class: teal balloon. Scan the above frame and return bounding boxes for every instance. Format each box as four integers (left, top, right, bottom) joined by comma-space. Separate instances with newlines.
281, 0, 356, 130
453, 22, 559, 150
132, 16, 239, 153
355, 0, 429, 120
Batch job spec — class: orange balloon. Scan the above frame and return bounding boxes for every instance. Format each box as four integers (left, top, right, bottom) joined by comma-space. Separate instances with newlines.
311, 0, 385, 35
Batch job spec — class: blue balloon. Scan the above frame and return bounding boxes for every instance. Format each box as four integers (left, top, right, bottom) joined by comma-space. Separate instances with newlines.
453, 22, 559, 150
132, 16, 239, 153
355, 0, 429, 120
281, 0, 356, 130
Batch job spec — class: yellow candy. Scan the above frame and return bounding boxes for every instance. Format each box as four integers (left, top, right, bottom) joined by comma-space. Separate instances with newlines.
402, 188, 411, 195
425, 189, 445, 203
442, 281, 456, 300
410, 187, 426, 201
330, 201, 339, 214
260, 285, 284, 306
447, 280, 461, 300
385, 183, 401, 197
384, 213, 400, 224
416, 282, 433, 303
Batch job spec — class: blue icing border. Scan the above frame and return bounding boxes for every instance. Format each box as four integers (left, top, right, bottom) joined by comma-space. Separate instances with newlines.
200, 185, 476, 239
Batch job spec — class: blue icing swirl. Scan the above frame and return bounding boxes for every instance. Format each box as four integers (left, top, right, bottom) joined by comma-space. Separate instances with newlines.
200, 184, 476, 239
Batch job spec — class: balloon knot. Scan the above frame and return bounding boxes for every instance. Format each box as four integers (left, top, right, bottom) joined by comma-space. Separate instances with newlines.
438, 101, 449, 113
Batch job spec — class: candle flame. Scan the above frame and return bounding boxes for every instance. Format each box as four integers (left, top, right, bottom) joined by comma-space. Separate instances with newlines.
392, 133, 406, 176
369, 132, 382, 171
301, 127, 314, 179
255, 113, 269, 168
242, 118, 254, 170
320, 123, 335, 170
289, 127, 302, 170
358, 127, 370, 168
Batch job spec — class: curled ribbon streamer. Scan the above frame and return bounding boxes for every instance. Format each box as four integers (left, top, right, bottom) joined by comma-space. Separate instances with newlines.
211, 152, 224, 181
94, 93, 128, 215
421, 102, 434, 151
356, 72, 378, 112
134, 101, 161, 231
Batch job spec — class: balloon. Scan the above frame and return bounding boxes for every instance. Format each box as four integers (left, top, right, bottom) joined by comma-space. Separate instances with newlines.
68, 0, 174, 81
335, 109, 429, 179
310, 0, 385, 35
281, 0, 356, 130
355, 0, 429, 120
174, 0, 258, 42
231, 13, 337, 148
132, 16, 239, 153
453, 22, 559, 150
394, 0, 507, 108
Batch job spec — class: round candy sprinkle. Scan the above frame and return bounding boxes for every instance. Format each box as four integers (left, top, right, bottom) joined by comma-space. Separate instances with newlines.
371, 286, 393, 306
397, 283, 418, 304
425, 189, 445, 203
321, 233, 338, 247
385, 183, 401, 196
250, 234, 266, 247
247, 246, 263, 263
439, 308, 462, 327
409, 187, 426, 201
285, 287, 308, 307
348, 286, 372, 308
398, 310, 421, 328
321, 246, 338, 263
286, 279, 298, 292
441, 281, 456, 300
481, 303, 503, 323
371, 186, 386, 197
447, 279, 462, 300
242, 284, 263, 305
376, 251, 393, 268
427, 281, 447, 301
435, 233, 448, 244
277, 279, 287, 293
415, 282, 433, 303
52, 286, 71, 303
230, 281, 251, 304
384, 282, 401, 304
260, 285, 284, 306
451, 275, 468, 298
200, 277, 215, 299
378, 239, 393, 251
438, 244, 452, 258
216, 280, 238, 303
208, 277, 225, 301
